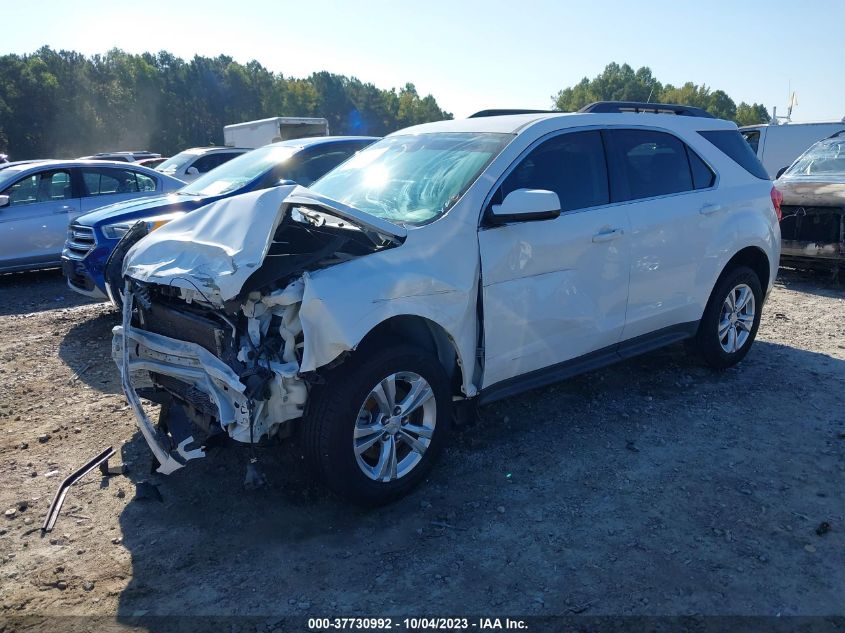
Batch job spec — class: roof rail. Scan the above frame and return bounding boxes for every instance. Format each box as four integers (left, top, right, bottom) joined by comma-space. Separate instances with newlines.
468, 109, 558, 118
578, 101, 715, 119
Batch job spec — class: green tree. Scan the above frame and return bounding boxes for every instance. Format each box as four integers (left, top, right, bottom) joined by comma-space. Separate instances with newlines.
553, 62, 766, 127
0, 47, 452, 159
735, 102, 771, 126
554, 63, 661, 112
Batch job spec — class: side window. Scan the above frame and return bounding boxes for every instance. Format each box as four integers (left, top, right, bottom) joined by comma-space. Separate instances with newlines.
81, 168, 141, 196
500, 131, 609, 212
133, 171, 157, 192
289, 149, 356, 185
741, 130, 761, 155
687, 148, 716, 189
192, 153, 237, 173
605, 129, 694, 201
190, 154, 216, 173
3, 170, 72, 206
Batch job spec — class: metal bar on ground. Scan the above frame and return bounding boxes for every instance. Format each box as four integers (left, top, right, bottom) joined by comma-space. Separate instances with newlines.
41, 447, 115, 536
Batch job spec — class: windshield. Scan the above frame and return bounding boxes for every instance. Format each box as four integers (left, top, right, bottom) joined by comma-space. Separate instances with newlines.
783, 138, 845, 178
308, 133, 512, 225
179, 145, 298, 196
156, 150, 204, 174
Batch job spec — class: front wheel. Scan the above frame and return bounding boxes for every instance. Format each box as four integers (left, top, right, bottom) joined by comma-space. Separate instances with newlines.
693, 266, 763, 370
302, 344, 452, 505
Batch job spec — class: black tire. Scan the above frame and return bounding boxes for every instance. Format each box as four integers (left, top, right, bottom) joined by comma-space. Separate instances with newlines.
302, 343, 452, 505
693, 265, 763, 370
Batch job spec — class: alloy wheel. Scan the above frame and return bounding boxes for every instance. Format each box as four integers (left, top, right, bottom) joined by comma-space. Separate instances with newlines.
353, 372, 437, 482
718, 283, 756, 353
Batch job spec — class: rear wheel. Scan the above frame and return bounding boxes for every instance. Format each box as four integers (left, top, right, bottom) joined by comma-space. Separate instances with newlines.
303, 344, 452, 505
693, 266, 763, 369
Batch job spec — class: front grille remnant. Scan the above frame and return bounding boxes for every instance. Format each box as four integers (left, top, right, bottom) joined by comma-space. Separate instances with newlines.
64, 224, 96, 260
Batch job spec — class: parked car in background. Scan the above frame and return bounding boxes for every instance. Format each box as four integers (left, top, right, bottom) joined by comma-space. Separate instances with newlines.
775, 132, 845, 272
63, 136, 378, 300
0, 154, 8, 165
740, 121, 845, 179
0, 160, 184, 273
113, 104, 779, 504
155, 147, 249, 182
77, 151, 161, 163
136, 157, 168, 169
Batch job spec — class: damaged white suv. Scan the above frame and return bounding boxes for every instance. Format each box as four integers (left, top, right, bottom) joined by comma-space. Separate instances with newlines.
113, 103, 780, 504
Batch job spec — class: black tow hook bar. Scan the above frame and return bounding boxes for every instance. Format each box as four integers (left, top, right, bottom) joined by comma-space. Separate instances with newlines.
41, 447, 115, 536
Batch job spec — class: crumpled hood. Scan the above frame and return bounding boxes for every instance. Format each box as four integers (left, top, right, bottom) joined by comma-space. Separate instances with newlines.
123, 185, 298, 303
776, 178, 845, 207
122, 184, 406, 306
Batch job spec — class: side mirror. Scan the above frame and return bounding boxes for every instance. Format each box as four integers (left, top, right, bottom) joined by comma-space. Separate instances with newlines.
489, 189, 561, 224
0, 195, 9, 208
775, 167, 788, 179
186, 166, 200, 176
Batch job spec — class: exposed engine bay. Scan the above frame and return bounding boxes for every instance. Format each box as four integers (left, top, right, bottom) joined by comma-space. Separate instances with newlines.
112, 186, 403, 474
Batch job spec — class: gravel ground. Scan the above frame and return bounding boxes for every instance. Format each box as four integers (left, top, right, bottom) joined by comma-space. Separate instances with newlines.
0, 268, 843, 624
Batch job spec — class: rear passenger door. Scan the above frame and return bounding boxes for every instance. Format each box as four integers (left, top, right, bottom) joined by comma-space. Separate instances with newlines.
78, 166, 158, 212
603, 128, 718, 343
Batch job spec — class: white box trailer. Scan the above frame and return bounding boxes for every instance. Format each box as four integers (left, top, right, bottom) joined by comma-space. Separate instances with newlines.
223, 117, 330, 149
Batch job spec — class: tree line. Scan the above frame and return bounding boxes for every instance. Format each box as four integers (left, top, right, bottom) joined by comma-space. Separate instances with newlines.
0, 47, 452, 159
0, 51, 772, 161
553, 62, 770, 126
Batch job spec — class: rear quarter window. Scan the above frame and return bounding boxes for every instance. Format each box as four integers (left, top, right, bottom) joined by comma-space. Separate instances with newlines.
699, 130, 769, 180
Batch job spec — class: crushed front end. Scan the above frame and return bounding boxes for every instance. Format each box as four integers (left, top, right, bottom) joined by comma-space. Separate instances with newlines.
113, 278, 308, 474
110, 186, 404, 474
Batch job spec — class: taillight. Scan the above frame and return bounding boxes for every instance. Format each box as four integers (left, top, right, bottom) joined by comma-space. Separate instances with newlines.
770, 186, 783, 221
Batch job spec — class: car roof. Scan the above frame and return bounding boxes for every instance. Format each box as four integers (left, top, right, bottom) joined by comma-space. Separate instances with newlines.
264, 135, 380, 150
178, 147, 252, 155
0, 159, 184, 181
391, 112, 736, 137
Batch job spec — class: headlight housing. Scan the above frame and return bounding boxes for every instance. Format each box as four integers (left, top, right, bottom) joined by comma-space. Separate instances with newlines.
101, 213, 184, 240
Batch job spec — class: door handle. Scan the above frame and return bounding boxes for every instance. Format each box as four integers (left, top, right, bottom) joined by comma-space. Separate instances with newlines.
699, 203, 723, 215
592, 228, 624, 243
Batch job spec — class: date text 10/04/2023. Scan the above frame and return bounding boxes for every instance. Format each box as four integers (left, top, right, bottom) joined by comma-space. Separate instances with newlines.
308, 617, 528, 630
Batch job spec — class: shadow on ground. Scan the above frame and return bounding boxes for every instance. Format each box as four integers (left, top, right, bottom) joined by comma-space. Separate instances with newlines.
777, 267, 844, 299
57, 309, 122, 394
0, 268, 99, 317
112, 340, 845, 621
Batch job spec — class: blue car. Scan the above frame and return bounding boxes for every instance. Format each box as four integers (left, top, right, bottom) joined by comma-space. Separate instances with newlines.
63, 136, 377, 300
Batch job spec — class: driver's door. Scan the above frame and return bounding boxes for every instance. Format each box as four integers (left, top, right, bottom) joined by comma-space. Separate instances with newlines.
478, 130, 631, 390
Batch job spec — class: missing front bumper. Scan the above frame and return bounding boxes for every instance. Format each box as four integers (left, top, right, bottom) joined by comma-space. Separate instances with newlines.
113, 288, 251, 474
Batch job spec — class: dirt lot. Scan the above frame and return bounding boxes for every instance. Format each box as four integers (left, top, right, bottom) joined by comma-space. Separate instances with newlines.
0, 268, 843, 624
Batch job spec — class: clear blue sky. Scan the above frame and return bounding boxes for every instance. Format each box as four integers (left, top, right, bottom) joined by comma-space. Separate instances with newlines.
4, 0, 844, 122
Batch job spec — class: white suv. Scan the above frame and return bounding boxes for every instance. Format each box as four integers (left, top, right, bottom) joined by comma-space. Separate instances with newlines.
154, 147, 249, 182
113, 103, 781, 504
